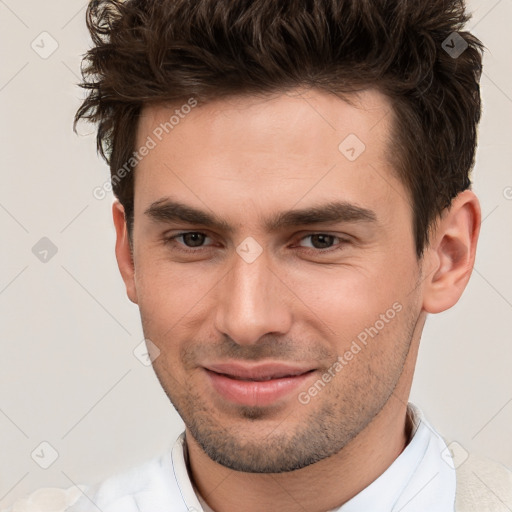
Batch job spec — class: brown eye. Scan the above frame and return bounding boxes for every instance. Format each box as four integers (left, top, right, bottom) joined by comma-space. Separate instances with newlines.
299, 234, 338, 250
296, 233, 351, 256
308, 234, 336, 249
164, 231, 214, 253
180, 232, 207, 247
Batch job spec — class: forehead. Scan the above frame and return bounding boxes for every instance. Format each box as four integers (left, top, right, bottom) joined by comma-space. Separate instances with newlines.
133, 88, 408, 229
137, 88, 393, 159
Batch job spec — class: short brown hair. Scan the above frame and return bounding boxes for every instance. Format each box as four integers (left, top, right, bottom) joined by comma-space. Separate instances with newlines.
75, 0, 484, 257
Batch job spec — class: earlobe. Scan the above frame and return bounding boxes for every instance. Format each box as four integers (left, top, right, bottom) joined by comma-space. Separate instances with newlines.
112, 200, 138, 304
422, 190, 481, 314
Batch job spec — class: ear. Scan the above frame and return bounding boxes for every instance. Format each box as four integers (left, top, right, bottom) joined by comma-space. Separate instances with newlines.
422, 190, 481, 314
112, 200, 138, 304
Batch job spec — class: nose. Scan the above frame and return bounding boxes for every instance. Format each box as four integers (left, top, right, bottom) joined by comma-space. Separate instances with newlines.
214, 250, 293, 346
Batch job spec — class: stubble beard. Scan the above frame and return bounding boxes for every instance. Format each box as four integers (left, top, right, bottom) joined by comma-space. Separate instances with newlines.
152, 315, 419, 474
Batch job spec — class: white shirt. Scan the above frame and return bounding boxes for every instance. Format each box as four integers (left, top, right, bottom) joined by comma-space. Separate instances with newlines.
329, 403, 456, 511
7, 403, 457, 512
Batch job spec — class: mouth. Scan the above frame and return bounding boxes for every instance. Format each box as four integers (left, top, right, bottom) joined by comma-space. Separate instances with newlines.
216, 373, 311, 381
203, 362, 317, 407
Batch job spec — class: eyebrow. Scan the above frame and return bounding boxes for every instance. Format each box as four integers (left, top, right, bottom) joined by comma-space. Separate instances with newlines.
144, 197, 377, 233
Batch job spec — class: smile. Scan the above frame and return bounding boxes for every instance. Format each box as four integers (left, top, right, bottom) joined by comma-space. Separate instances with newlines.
203, 362, 316, 407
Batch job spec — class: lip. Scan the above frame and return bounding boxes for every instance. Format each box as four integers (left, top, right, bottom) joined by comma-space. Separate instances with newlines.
204, 362, 316, 407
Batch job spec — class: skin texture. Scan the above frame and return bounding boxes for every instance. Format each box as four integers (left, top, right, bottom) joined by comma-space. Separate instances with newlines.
113, 88, 481, 512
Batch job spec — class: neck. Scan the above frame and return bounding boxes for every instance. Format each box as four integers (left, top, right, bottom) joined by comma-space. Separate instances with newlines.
186, 396, 411, 512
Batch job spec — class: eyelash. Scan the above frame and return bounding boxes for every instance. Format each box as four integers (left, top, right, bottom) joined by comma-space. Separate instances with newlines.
163, 232, 351, 255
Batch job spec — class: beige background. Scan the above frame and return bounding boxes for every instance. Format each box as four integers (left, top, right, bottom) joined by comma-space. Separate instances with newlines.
1, 0, 511, 508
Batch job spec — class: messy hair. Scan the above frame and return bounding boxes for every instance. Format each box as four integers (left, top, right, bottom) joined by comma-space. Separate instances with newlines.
75, 0, 484, 257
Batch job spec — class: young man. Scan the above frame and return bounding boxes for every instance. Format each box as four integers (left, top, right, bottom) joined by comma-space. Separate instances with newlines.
8, 1, 512, 511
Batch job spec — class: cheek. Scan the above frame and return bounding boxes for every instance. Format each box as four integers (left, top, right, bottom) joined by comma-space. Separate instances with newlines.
290, 264, 418, 368
288, 262, 410, 333
134, 256, 219, 334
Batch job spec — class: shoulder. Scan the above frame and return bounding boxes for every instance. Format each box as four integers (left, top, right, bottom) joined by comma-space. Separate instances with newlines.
455, 450, 512, 511
68, 452, 173, 512
3, 452, 173, 512
1, 486, 86, 512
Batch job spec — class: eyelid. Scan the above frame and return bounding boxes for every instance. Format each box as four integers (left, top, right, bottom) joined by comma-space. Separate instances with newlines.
296, 232, 350, 244
293, 232, 352, 253
162, 230, 213, 254
163, 230, 352, 255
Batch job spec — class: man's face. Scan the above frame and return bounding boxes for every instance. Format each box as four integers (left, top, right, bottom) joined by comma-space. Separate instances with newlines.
127, 89, 425, 472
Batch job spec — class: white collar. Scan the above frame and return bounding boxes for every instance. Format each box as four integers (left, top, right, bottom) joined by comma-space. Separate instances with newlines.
329, 403, 456, 511
180, 404, 456, 512
62, 403, 455, 512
